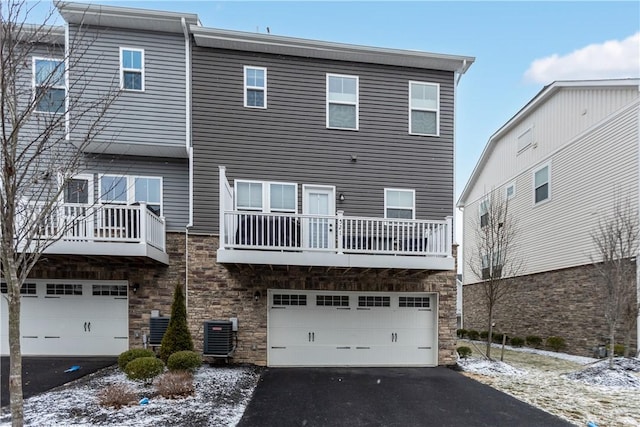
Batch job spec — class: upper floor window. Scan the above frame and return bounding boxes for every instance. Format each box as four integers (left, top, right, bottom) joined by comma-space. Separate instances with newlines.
506, 183, 516, 200
34, 58, 65, 113
385, 188, 415, 219
479, 198, 489, 228
120, 48, 144, 91
236, 180, 297, 213
327, 74, 358, 130
534, 164, 550, 204
409, 81, 439, 136
244, 66, 266, 108
100, 175, 162, 216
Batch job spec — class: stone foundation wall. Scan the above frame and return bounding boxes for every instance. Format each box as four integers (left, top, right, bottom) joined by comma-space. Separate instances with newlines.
186, 234, 459, 366
462, 263, 638, 357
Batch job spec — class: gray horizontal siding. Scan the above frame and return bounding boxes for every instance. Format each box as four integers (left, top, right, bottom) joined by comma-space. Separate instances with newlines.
192, 48, 455, 234
68, 24, 187, 151
84, 155, 189, 231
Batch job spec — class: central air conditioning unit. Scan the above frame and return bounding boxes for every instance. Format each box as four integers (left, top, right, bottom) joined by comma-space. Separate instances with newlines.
203, 320, 236, 358
149, 316, 170, 346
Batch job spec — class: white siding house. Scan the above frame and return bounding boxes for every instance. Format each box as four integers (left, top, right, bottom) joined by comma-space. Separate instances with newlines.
457, 79, 640, 356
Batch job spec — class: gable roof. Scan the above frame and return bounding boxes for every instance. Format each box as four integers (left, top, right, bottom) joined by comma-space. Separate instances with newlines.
456, 78, 640, 208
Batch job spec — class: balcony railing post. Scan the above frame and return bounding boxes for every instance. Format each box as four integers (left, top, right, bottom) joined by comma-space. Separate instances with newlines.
219, 166, 227, 250
446, 215, 453, 257
139, 202, 147, 245
337, 210, 344, 254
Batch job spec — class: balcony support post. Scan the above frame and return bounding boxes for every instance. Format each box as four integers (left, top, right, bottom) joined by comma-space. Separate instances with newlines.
337, 210, 344, 255
446, 215, 453, 258
139, 202, 148, 245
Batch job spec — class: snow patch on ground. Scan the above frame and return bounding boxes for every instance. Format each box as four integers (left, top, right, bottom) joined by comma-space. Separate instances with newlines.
564, 358, 640, 388
0, 365, 262, 427
457, 357, 527, 377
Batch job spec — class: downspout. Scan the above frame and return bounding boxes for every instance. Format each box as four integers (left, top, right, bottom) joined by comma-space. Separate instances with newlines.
182, 17, 193, 311
637, 88, 640, 356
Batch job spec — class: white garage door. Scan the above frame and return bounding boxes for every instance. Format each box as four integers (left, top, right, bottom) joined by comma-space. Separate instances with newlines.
1, 280, 128, 356
268, 290, 437, 367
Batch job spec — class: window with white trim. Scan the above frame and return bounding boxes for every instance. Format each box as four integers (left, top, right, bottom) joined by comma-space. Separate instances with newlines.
99, 175, 162, 216
120, 48, 144, 91
506, 183, 516, 200
63, 175, 93, 205
385, 188, 415, 219
236, 180, 297, 213
327, 74, 358, 130
534, 164, 550, 204
409, 81, 439, 136
244, 66, 266, 108
34, 58, 65, 113
479, 198, 489, 228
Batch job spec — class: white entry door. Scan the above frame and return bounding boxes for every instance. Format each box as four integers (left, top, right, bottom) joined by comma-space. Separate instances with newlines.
302, 185, 335, 250
267, 290, 437, 367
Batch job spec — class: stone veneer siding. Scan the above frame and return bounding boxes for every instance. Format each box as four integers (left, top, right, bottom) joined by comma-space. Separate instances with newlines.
462, 263, 638, 357
186, 235, 459, 366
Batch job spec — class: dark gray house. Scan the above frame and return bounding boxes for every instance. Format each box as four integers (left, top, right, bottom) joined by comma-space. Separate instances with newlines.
2, 2, 474, 367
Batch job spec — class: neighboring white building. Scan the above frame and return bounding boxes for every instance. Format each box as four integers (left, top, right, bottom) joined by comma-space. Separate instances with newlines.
457, 79, 639, 356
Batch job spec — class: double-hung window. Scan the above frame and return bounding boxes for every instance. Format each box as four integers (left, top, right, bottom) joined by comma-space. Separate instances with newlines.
409, 81, 439, 136
534, 164, 550, 204
99, 175, 162, 216
236, 180, 297, 213
120, 48, 144, 91
34, 58, 65, 113
244, 66, 266, 108
479, 198, 490, 228
384, 189, 415, 219
327, 74, 358, 130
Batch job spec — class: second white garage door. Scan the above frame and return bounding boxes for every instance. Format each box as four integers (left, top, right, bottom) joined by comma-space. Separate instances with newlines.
268, 290, 437, 367
1, 279, 129, 356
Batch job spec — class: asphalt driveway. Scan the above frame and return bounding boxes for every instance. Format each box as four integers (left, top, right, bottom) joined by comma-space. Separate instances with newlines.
238, 367, 572, 427
1, 356, 117, 408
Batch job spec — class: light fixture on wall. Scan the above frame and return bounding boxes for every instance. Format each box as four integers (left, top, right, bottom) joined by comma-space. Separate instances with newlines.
254, 290, 261, 301
131, 283, 140, 294
350, 154, 358, 162
339, 193, 345, 202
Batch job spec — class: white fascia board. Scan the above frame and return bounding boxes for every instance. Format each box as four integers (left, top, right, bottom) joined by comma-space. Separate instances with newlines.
192, 27, 474, 73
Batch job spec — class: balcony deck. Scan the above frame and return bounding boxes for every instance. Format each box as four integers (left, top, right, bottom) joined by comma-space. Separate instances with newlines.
217, 167, 453, 271
26, 203, 168, 264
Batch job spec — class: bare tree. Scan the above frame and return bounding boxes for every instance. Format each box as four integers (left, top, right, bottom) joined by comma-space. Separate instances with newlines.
590, 196, 639, 367
1, 2, 117, 424
468, 188, 521, 360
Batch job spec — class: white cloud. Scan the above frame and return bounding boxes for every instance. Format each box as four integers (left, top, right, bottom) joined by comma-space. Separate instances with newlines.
524, 32, 640, 83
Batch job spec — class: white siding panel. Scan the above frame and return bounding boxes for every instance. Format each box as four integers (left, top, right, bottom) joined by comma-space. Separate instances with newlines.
463, 101, 639, 283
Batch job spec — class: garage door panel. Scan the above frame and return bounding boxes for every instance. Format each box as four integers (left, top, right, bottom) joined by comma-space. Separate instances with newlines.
268, 290, 437, 367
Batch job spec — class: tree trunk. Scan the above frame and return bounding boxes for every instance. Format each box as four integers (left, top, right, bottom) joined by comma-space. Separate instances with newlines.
486, 304, 493, 360
7, 263, 24, 426
608, 323, 615, 370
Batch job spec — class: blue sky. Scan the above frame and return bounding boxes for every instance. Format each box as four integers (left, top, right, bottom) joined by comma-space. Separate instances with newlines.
29, 0, 640, 248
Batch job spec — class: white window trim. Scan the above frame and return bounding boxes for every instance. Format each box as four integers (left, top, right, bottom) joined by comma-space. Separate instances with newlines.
506, 182, 516, 200
235, 179, 298, 213
98, 174, 163, 215
244, 65, 267, 109
32, 56, 66, 114
533, 162, 551, 206
384, 188, 416, 220
479, 197, 490, 227
326, 73, 359, 130
61, 173, 94, 206
409, 81, 440, 136
119, 47, 145, 91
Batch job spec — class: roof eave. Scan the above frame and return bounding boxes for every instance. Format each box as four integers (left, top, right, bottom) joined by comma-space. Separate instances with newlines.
191, 26, 475, 72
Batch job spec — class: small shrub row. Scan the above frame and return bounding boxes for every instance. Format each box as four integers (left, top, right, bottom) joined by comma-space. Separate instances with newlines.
456, 346, 472, 359
118, 348, 155, 371
545, 336, 566, 352
156, 370, 195, 399
456, 329, 467, 339
98, 383, 138, 409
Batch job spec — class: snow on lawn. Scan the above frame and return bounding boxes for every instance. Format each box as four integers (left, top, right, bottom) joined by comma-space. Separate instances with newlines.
0, 365, 262, 427
457, 345, 640, 426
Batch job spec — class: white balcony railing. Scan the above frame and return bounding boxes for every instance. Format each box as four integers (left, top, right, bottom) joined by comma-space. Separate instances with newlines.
220, 210, 451, 257
27, 202, 166, 252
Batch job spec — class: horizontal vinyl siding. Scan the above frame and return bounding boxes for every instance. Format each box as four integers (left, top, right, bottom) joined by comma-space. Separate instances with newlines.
462, 102, 639, 283
68, 25, 186, 151
192, 48, 455, 234
85, 155, 189, 231
467, 86, 639, 204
